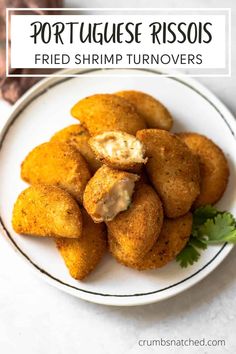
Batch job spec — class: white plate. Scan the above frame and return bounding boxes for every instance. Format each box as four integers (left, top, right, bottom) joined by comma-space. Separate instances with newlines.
0, 69, 236, 306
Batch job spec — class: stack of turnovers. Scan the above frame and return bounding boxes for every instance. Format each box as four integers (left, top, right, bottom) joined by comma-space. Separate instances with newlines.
12, 90, 229, 280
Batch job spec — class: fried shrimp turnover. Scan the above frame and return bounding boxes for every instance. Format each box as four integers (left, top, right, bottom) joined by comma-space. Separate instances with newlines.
89, 131, 147, 171
21, 141, 91, 204
107, 184, 163, 263
71, 94, 146, 136
137, 129, 200, 218
12, 185, 82, 238
116, 90, 173, 130
110, 213, 192, 270
83, 165, 139, 223
178, 132, 229, 207
51, 124, 101, 173
56, 209, 107, 280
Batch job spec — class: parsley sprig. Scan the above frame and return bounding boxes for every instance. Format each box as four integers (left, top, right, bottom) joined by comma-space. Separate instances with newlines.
176, 205, 236, 268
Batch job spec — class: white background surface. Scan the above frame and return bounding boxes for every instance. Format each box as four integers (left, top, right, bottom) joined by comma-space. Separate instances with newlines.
0, 1, 236, 353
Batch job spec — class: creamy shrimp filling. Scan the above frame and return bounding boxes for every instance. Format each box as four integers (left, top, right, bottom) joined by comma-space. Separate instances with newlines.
92, 132, 146, 163
95, 178, 135, 221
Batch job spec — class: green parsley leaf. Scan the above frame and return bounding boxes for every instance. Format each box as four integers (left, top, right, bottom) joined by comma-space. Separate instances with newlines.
192, 204, 218, 235
198, 213, 236, 244
176, 205, 236, 268
176, 243, 200, 268
189, 237, 207, 250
